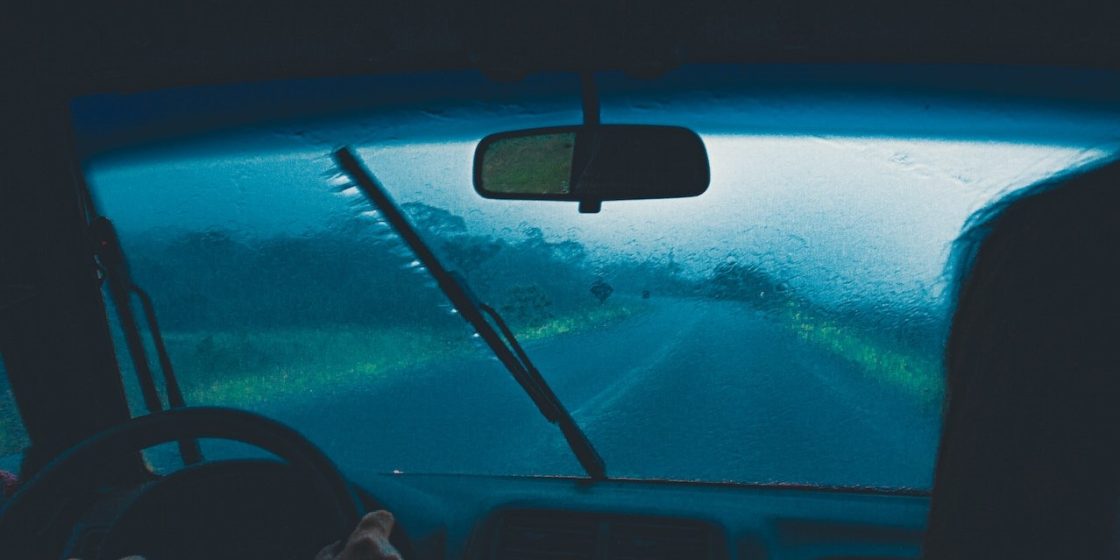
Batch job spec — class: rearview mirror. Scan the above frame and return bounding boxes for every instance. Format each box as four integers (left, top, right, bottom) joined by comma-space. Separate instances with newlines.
473, 125, 710, 212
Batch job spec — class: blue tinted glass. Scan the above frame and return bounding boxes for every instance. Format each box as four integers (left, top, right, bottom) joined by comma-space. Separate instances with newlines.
80, 68, 1120, 489
0, 358, 27, 472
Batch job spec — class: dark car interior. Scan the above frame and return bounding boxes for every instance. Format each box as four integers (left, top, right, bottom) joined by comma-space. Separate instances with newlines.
2, 2, 1119, 559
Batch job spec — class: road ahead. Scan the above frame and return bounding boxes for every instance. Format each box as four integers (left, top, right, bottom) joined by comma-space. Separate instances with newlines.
259, 297, 941, 490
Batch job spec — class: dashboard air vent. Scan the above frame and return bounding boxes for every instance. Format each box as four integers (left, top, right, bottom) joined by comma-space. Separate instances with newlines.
493, 511, 598, 560
609, 518, 713, 559
490, 509, 721, 560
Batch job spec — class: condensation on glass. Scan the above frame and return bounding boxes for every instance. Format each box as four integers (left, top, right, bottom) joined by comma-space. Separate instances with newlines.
78, 69, 1120, 489
0, 357, 28, 472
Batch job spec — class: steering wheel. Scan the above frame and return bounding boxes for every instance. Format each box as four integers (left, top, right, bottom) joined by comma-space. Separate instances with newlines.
0, 407, 366, 559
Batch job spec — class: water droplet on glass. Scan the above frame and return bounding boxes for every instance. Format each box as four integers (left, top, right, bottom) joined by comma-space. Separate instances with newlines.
320, 168, 344, 181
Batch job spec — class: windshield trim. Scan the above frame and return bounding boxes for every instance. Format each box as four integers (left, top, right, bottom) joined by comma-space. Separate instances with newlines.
370, 470, 932, 498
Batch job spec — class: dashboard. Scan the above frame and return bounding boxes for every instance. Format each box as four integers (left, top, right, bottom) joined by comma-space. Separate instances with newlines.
363, 472, 928, 559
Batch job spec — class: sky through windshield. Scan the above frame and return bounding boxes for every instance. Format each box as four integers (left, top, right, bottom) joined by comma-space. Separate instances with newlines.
76, 70, 1120, 488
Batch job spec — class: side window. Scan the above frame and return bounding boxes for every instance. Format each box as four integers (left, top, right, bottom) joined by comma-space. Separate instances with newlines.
0, 357, 28, 474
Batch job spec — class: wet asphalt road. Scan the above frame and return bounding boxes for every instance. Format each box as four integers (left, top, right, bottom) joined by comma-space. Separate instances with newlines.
258, 297, 941, 490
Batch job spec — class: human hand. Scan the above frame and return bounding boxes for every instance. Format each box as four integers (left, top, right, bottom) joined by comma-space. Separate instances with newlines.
315, 510, 402, 560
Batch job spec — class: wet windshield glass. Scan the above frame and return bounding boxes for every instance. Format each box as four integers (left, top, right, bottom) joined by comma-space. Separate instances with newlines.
0, 358, 27, 472
77, 67, 1120, 489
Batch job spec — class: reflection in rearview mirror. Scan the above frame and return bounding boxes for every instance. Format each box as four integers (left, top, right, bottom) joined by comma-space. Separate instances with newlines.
480, 131, 577, 196
474, 125, 709, 212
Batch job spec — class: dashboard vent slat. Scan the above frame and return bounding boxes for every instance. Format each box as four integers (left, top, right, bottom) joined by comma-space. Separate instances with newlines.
494, 512, 597, 560
491, 510, 718, 560
609, 519, 712, 559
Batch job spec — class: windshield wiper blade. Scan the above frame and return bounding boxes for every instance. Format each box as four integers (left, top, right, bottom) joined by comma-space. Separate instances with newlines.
333, 147, 607, 480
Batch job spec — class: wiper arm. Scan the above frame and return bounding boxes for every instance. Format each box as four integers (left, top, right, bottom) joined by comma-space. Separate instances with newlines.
333, 147, 606, 480
90, 217, 203, 465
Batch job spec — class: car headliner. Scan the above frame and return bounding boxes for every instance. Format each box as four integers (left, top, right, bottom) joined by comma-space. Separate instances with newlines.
7, 1, 1120, 99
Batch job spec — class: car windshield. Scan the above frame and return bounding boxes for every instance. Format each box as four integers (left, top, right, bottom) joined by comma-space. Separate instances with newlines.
0, 359, 26, 472
71, 66, 1120, 490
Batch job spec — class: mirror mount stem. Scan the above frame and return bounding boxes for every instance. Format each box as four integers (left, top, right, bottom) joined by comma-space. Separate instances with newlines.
580, 72, 600, 126
579, 73, 602, 213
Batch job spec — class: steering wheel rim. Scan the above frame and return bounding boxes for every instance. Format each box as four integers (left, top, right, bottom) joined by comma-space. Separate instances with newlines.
0, 406, 364, 558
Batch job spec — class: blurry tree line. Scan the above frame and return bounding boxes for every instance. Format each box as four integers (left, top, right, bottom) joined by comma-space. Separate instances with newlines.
125, 203, 628, 333
122, 201, 941, 355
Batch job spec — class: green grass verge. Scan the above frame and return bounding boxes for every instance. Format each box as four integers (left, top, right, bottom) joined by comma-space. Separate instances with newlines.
162, 301, 645, 408
778, 301, 944, 408
1, 296, 940, 458
0, 302, 642, 459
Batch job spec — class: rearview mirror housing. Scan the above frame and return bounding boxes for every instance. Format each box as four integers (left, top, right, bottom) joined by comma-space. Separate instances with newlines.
473, 125, 710, 212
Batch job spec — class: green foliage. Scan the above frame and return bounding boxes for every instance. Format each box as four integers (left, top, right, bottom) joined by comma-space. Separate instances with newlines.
122, 202, 607, 333
781, 301, 944, 408
590, 279, 613, 304
119, 202, 943, 409
99, 205, 651, 412
165, 326, 472, 407
708, 259, 790, 310
0, 202, 948, 455
498, 284, 554, 327
149, 303, 644, 408
704, 257, 944, 407
481, 132, 576, 195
